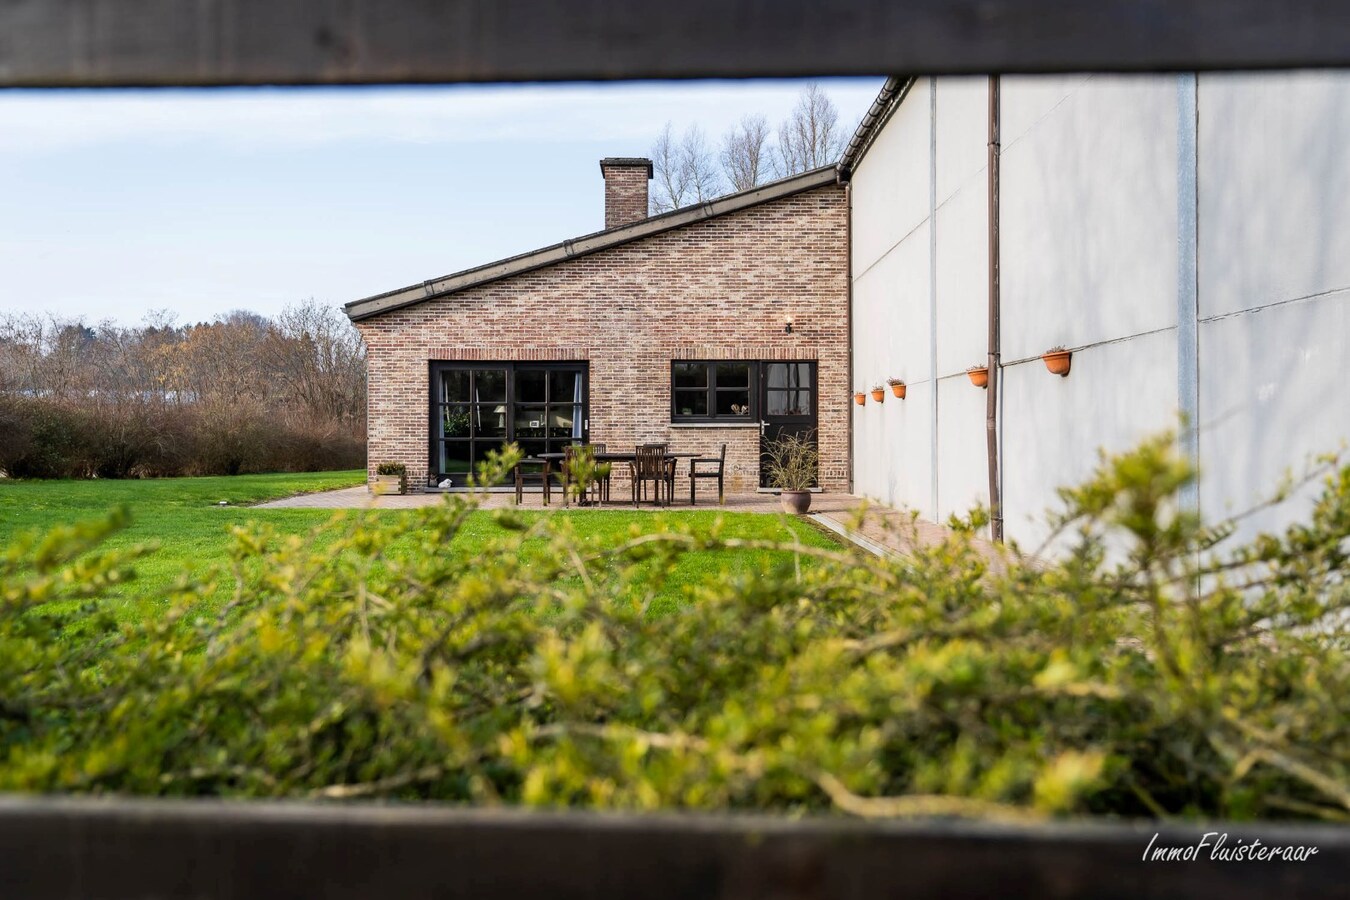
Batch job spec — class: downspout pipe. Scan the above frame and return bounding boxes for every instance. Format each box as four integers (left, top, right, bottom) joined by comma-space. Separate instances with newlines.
844, 175, 855, 495
986, 75, 1004, 543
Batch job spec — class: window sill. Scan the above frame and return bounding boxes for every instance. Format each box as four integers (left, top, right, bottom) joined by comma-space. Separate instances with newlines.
669, 422, 760, 429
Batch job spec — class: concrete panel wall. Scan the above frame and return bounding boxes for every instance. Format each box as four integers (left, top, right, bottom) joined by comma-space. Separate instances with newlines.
1001, 330, 1178, 547
852, 225, 934, 510
851, 71, 1350, 547
935, 77, 990, 206
1195, 70, 1350, 541
850, 79, 932, 275
1198, 71, 1350, 321
1198, 294, 1350, 542
934, 179, 989, 378
935, 376, 991, 522
850, 79, 935, 516
1001, 75, 1178, 361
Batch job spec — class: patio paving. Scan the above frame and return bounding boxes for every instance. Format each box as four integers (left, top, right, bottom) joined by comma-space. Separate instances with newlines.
255, 485, 981, 561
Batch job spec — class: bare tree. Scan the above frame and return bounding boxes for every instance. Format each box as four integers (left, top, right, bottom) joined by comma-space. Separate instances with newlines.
650, 122, 725, 213
270, 299, 367, 426
777, 82, 847, 176
650, 122, 684, 213
0, 305, 367, 478
720, 114, 774, 192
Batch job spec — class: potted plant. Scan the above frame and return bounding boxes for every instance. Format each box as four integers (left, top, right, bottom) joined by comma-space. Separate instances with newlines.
870, 383, 886, 403
853, 391, 866, 406
967, 365, 989, 389
887, 377, 906, 399
373, 462, 407, 495
764, 430, 819, 514
1042, 345, 1073, 377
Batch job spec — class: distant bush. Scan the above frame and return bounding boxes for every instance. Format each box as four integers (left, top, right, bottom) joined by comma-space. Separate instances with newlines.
1, 437, 1346, 822
0, 396, 363, 478
0, 302, 365, 478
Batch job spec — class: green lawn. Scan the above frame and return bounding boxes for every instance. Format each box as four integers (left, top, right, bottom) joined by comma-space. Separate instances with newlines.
0, 472, 841, 622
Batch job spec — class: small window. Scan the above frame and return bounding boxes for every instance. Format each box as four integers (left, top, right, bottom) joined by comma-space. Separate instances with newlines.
671, 361, 754, 421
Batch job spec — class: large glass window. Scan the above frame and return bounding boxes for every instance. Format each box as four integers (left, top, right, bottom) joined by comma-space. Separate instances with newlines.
431, 362, 587, 482
670, 361, 754, 422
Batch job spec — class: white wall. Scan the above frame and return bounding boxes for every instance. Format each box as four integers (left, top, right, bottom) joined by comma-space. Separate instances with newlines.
999, 75, 1180, 545
850, 79, 935, 515
932, 78, 993, 522
850, 71, 1350, 549
1196, 71, 1350, 542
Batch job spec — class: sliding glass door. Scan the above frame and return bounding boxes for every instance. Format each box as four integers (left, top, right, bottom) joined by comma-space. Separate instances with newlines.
430, 362, 588, 484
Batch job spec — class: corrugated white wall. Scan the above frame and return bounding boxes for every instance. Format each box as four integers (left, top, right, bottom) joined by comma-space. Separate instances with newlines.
850, 72, 1350, 548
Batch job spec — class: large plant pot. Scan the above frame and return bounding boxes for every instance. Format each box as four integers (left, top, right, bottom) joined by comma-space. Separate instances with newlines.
780, 490, 812, 515
371, 474, 405, 496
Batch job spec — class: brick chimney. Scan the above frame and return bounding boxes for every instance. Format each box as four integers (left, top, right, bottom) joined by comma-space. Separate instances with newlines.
599, 157, 653, 229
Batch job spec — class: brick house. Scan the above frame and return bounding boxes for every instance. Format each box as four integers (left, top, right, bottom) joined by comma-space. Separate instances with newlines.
345, 159, 849, 494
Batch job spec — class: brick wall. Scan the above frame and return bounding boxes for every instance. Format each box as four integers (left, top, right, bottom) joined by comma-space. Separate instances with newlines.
600, 161, 652, 228
356, 183, 849, 494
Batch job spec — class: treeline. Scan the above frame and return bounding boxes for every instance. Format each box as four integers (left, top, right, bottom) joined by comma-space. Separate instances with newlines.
0, 301, 365, 478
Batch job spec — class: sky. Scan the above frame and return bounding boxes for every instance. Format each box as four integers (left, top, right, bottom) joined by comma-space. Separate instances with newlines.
0, 78, 883, 326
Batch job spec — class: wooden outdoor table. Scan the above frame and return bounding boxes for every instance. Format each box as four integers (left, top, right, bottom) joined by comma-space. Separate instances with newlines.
537, 450, 699, 506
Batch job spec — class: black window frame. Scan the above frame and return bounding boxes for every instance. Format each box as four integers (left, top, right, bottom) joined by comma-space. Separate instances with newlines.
670, 360, 757, 423
760, 361, 816, 422
429, 360, 589, 484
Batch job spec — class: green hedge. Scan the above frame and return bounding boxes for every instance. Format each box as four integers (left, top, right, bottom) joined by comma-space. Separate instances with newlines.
1, 437, 1346, 821
0, 395, 364, 479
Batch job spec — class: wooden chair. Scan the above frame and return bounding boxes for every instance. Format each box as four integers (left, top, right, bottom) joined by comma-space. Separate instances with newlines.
689, 443, 727, 505
662, 452, 679, 503
631, 443, 669, 506
589, 443, 611, 503
514, 457, 551, 505
560, 443, 609, 505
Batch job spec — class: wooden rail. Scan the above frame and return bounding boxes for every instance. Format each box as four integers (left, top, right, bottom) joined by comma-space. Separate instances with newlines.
2, 0, 1350, 87
0, 798, 1345, 898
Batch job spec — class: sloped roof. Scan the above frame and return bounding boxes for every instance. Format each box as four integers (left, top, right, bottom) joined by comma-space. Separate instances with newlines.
345, 164, 839, 322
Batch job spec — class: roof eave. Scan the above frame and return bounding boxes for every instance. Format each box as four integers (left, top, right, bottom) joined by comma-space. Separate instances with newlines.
837, 76, 915, 180
345, 165, 840, 322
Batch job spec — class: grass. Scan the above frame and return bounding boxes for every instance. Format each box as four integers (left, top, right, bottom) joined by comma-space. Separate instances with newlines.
0, 471, 842, 623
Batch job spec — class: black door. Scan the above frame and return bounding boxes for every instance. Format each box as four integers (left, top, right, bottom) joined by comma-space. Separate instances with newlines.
759, 361, 817, 488
430, 362, 588, 486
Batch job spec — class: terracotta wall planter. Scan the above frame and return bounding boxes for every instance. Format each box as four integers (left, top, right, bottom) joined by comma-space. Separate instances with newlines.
889, 383, 906, 399
967, 367, 989, 389
870, 388, 885, 403
853, 392, 866, 406
1042, 349, 1072, 377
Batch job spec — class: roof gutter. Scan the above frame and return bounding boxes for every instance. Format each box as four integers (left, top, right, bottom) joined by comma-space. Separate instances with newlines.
837, 76, 915, 180
345, 165, 839, 322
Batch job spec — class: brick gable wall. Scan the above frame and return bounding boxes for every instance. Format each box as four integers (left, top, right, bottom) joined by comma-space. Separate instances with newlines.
356, 183, 850, 494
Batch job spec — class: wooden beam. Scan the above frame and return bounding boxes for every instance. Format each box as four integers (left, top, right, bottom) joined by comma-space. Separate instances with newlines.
2, 0, 1350, 88
0, 798, 1345, 899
